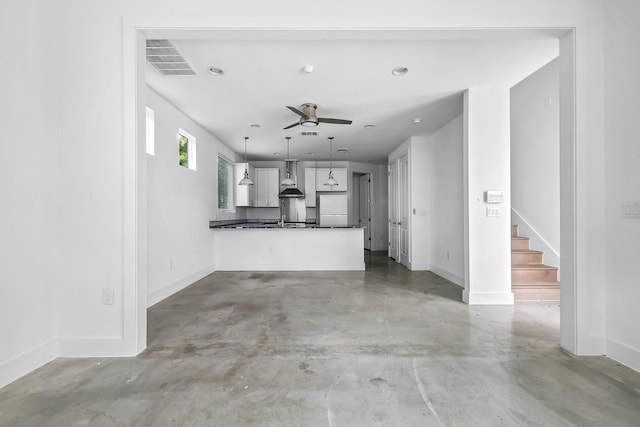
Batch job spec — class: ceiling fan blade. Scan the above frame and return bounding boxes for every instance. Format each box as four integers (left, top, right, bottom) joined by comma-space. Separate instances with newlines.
318, 118, 353, 125
283, 122, 301, 130
286, 106, 306, 117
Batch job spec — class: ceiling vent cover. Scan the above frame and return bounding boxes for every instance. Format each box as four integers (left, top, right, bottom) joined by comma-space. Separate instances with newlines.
300, 131, 318, 136
146, 40, 197, 76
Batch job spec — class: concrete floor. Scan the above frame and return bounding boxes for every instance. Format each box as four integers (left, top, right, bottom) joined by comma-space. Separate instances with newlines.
1, 252, 639, 426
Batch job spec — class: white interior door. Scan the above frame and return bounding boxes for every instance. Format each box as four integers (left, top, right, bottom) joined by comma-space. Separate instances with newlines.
359, 174, 372, 250
388, 162, 399, 260
398, 153, 410, 267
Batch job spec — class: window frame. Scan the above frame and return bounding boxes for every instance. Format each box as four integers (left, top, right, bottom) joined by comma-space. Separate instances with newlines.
177, 128, 196, 170
145, 107, 155, 155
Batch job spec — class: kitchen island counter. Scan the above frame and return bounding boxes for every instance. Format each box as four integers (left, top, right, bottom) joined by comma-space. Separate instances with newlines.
211, 222, 365, 271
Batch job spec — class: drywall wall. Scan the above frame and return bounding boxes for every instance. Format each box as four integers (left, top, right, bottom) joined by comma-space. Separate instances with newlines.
510, 58, 560, 269
603, 0, 640, 372
146, 88, 235, 306
463, 87, 513, 304
428, 115, 465, 286
0, 0, 60, 387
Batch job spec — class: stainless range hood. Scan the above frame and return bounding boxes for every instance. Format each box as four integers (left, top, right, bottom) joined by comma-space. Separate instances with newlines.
279, 160, 304, 198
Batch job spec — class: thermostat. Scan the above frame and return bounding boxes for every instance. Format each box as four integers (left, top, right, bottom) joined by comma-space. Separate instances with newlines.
485, 190, 504, 204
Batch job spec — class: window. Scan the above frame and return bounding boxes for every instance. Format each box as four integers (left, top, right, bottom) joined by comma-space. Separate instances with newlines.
178, 128, 196, 170
145, 107, 155, 155
218, 156, 234, 211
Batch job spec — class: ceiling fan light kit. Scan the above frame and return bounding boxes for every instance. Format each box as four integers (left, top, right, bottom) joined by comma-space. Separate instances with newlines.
284, 103, 352, 130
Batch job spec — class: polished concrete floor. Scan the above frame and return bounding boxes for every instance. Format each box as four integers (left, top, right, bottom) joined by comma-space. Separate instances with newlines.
1, 252, 639, 426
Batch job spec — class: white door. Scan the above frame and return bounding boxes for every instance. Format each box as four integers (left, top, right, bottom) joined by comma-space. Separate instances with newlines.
388, 162, 399, 261
359, 174, 372, 250
398, 153, 410, 267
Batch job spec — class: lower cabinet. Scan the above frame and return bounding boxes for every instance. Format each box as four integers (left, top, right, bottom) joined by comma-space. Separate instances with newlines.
254, 168, 280, 207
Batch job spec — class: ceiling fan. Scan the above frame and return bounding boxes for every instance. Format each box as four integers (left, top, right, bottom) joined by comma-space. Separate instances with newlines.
283, 103, 352, 129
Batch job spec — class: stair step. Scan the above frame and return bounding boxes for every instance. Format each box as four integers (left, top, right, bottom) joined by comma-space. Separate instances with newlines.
511, 236, 530, 250
512, 281, 560, 301
511, 249, 543, 265
512, 264, 558, 282
511, 224, 518, 238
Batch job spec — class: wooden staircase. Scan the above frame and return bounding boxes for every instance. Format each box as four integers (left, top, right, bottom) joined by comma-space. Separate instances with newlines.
511, 224, 560, 301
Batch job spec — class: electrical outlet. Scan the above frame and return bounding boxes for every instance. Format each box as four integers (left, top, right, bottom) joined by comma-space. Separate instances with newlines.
102, 288, 115, 305
486, 207, 501, 217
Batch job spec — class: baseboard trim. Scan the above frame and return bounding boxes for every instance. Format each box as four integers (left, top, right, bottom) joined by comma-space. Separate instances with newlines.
0, 339, 57, 389
430, 265, 464, 287
463, 290, 514, 305
57, 336, 140, 357
147, 265, 216, 308
606, 337, 640, 373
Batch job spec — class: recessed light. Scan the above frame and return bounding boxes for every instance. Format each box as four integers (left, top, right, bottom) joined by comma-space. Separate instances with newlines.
337, 148, 349, 155
250, 124, 261, 128
207, 66, 224, 75
273, 152, 280, 156
364, 124, 375, 129
302, 65, 314, 73
392, 67, 408, 76
307, 152, 315, 156
413, 118, 422, 124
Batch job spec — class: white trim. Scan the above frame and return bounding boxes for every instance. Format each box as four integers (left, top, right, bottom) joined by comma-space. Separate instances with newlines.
606, 338, 640, 373
0, 339, 58, 389
430, 265, 465, 288
463, 290, 515, 305
148, 265, 216, 308
58, 338, 136, 358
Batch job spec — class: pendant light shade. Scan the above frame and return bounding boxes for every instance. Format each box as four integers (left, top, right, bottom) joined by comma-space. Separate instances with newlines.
281, 136, 296, 187
239, 136, 254, 186
324, 136, 338, 187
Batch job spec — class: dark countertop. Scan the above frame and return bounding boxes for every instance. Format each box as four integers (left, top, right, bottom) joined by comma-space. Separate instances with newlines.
209, 219, 363, 229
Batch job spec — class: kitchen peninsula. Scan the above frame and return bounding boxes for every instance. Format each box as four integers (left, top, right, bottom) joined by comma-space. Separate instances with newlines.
210, 220, 365, 271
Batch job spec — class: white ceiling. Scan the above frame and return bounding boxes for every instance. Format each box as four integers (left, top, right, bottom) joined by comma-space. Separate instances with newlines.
145, 29, 560, 163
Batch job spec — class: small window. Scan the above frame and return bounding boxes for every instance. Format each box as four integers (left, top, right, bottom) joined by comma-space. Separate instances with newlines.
218, 156, 234, 211
145, 107, 155, 155
178, 128, 196, 170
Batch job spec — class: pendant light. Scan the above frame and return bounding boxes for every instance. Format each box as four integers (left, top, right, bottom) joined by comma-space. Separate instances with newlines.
324, 136, 338, 187
280, 136, 295, 187
238, 136, 254, 185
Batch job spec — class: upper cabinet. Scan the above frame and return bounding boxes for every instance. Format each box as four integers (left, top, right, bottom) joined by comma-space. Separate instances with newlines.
254, 167, 280, 207
315, 168, 348, 192
235, 162, 255, 207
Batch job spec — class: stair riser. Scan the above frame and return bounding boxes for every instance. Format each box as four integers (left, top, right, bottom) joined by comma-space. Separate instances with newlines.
512, 252, 543, 264
512, 269, 558, 282
511, 225, 518, 238
513, 287, 560, 301
512, 239, 530, 250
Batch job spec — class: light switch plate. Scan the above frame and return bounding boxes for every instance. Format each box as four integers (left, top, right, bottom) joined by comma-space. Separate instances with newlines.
622, 202, 640, 219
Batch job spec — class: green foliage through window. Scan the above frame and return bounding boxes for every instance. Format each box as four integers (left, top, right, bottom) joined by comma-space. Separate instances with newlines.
179, 135, 189, 167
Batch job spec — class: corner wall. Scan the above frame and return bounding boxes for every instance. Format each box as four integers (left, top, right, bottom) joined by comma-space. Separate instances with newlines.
146, 88, 236, 306
603, 0, 640, 371
510, 58, 560, 269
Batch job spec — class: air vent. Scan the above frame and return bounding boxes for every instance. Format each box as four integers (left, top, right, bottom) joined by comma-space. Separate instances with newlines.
300, 131, 318, 136
146, 40, 197, 76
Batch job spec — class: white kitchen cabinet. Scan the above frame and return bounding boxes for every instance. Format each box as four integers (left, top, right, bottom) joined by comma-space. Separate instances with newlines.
315, 168, 348, 192
254, 167, 280, 207
235, 162, 255, 206
304, 168, 316, 207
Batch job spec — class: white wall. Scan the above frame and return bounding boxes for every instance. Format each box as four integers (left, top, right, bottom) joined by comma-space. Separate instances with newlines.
0, 0, 60, 387
2, 0, 637, 388
510, 58, 560, 268
428, 116, 465, 285
146, 88, 235, 306
603, 0, 640, 371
